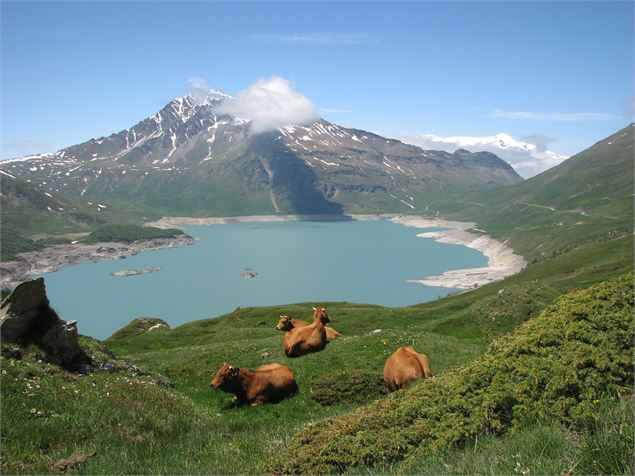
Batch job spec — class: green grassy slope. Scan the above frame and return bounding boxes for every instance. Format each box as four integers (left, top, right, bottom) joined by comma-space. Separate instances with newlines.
278, 273, 634, 474
0, 174, 150, 261
437, 124, 634, 262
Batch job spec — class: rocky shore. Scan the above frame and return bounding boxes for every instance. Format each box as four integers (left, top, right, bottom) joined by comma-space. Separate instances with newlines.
0, 234, 195, 289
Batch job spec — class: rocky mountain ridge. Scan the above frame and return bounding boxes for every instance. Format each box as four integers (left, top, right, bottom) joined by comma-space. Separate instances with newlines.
2, 89, 522, 217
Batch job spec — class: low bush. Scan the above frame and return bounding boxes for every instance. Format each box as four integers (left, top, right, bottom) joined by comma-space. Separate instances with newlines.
81, 225, 183, 244
309, 369, 388, 406
277, 273, 634, 474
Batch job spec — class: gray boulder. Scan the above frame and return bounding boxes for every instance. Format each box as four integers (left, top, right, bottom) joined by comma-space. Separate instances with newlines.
0, 278, 90, 370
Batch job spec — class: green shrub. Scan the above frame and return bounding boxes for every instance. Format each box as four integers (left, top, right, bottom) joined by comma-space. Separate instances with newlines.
277, 273, 634, 474
81, 225, 183, 244
309, 369, 388, 406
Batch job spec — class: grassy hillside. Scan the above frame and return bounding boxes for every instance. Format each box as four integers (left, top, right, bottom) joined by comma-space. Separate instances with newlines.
437, 124, 634, 262
2, 230, 631, 474
278, 273, 634, 474
0, 173, 147, 261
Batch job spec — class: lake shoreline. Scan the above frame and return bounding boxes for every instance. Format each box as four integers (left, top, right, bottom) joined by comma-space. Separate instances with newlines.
147, 214, 527, 289
0, 214, 526, 291
0, 234, 196, 289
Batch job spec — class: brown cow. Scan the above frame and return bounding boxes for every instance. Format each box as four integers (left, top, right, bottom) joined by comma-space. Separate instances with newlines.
282, 307, 330, 358
383, 346, 435, 392
276, 314, 342, 341
210, 362, 297, 406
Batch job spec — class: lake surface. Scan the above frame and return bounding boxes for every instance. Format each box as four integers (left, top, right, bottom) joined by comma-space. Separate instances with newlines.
40, 220, 487, 339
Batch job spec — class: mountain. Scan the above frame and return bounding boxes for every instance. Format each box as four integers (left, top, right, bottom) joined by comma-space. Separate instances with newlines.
440, 124, 635, 261
402, 132, 569, 178
1, 91, 522, 217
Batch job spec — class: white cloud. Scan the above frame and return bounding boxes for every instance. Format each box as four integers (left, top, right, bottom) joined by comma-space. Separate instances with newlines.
492, 109, 617, 122
251, 33, 382, 46
216, 77, 318, 134
400, 132, 569, 179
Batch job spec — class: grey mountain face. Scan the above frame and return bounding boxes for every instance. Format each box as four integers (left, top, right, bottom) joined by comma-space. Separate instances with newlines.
1, 90, 522, 217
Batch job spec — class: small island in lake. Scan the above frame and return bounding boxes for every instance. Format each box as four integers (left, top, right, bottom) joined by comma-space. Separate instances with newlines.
241, 268, 258, 279
111, 267, 160, 277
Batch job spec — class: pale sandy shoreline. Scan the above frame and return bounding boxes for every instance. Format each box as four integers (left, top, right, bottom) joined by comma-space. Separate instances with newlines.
147, 214, 527, 289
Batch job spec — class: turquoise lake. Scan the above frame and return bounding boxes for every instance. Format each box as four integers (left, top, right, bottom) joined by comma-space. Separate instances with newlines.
40, 220, 487, 339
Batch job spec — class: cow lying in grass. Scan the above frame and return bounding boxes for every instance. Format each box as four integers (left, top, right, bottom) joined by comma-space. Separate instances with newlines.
383, 346, 435, 392
283, 307, 330, 358
210, 362, 297, 406
276, 314, 342, 341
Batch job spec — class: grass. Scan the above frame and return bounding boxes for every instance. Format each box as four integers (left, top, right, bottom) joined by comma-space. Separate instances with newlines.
1, 313, 484, 474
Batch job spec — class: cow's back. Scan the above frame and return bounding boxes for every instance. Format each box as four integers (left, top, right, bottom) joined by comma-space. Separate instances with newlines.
283, 324, 328, 357
384, 346, 431, 392
249, 364, 297, 403
290, 318, 309, 328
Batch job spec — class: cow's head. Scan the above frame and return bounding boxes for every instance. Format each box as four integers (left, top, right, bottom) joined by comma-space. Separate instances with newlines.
276, 315, 293, 331
210, 363, 240, 389
312, 306, 330, 325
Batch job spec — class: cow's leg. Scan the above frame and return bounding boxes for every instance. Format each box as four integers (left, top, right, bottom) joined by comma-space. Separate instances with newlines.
415, 353, 435, 378
249, 397, 266, 407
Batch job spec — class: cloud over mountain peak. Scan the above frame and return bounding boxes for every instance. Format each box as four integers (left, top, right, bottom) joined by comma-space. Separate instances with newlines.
215, 77, 318, 134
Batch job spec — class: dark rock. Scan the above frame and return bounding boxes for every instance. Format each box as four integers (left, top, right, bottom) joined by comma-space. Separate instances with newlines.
0, 278, 90, 371
156, 379, 175, 388
128, 364, 148, 376
78, 361, 120, 374
1, 346, 22, 360
0, 278, 48, 341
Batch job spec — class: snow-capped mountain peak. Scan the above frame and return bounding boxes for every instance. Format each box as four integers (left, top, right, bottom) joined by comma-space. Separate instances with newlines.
401, 132, 568, 178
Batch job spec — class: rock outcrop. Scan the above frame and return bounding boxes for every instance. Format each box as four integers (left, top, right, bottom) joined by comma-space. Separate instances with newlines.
0, 278, 90, 370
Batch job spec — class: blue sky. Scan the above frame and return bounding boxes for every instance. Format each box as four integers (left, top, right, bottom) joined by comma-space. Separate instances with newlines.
2, 1, 633, 161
